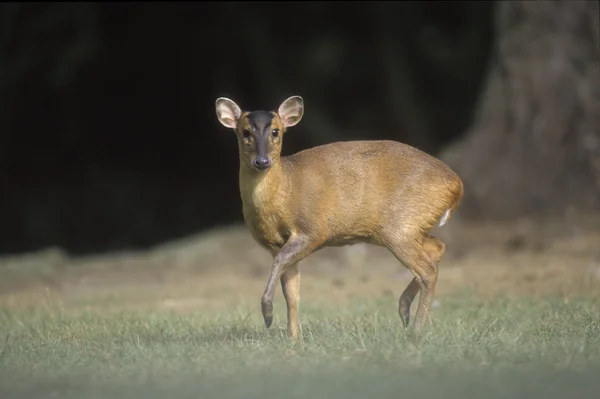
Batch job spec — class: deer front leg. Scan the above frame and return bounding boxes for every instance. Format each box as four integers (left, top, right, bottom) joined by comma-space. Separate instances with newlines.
281, 263, 301, 339
261, 234, 314, 331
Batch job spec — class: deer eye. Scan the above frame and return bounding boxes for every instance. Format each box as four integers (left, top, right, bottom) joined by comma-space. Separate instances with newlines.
242, 129, 250, 138
271, 129, 279, 138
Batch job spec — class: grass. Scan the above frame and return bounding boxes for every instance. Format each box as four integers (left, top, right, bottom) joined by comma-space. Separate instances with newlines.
1, 219, 599, 398
1, 295, 599, 399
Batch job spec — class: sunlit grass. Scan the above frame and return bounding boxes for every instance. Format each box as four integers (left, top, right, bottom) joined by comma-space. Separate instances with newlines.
1, 296, 599, 398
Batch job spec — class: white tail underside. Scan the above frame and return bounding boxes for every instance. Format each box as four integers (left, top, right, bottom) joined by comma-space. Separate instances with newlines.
437, 208, 451, 227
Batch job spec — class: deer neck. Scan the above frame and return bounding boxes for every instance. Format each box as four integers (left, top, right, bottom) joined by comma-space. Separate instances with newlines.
239, 160, 287, 212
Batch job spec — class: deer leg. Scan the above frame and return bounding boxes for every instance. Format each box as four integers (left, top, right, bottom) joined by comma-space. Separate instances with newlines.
261, 234, 314, 329
398, 236, 445, 328
281, 262, 301, 339
399, 277, 420, 328
386, 234, 445, 334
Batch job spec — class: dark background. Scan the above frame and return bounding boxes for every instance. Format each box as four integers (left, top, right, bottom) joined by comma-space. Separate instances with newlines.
1, 1, 597, 256
0, 2, 494, 255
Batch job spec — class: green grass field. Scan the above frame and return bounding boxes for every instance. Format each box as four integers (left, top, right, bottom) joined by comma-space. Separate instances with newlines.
1, 295, 599, 399
1, 221, 599, 398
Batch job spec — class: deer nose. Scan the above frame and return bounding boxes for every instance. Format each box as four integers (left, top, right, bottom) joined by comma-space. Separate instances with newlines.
253, 156, 271, 170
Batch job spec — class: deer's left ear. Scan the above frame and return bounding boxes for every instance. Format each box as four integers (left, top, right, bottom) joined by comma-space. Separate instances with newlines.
277, 96, 304, 128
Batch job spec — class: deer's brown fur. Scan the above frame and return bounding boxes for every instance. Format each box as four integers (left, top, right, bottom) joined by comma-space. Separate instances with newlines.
216, 95, 463, 339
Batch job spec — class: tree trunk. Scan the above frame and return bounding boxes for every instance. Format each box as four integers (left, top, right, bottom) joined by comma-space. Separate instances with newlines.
440, 0, 600, 221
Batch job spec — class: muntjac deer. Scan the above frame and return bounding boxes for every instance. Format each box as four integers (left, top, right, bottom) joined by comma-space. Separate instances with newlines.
215, 95, 463, 339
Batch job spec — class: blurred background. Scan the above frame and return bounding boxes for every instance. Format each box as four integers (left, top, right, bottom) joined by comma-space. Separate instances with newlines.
0, 1, 598, 257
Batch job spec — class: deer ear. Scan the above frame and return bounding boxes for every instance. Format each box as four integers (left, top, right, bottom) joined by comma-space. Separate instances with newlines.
215, 97, 242, 129
278, 96, 304, 128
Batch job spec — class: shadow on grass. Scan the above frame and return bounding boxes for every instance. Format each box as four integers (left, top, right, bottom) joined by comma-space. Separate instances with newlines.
4, 363, 600, 399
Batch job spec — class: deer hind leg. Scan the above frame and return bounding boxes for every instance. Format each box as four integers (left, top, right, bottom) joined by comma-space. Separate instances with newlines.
399, 277, 419, 328
387, 234, 446, 334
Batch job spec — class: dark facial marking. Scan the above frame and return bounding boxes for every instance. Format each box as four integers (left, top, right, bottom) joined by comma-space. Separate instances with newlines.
247, 111, 275, 136
246, 111, 276, 161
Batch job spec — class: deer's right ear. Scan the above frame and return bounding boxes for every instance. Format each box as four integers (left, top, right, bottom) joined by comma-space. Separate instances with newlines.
215, 97, 242, 129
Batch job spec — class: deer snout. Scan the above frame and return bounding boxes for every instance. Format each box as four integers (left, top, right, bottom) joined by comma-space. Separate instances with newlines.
253, 156, 272, 170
